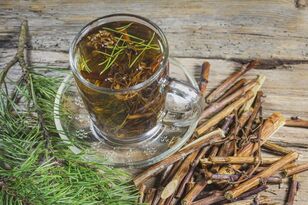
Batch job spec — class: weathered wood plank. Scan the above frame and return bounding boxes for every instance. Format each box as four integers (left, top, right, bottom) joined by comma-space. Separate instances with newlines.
1, 48, 308, 204
1, 0, 308, 203
1, 0, 308, 60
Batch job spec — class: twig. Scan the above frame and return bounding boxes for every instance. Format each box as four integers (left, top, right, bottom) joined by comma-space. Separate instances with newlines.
283, 163, 298, 170
225, 151, 299, 199
159, 165, 173, 185
0, 20, 28, 85
182, 178, 207, 205
191, 191, 225, 205
283, 162, 308, 176
201, 156, 280, 165
209, 174, 281, 184
217, 78, 248, 102
197, 91, 254, 136
237, 112, 285, 157
198, 80, 256, 121
138, 184, 146, 203
164, 194, 175, 205
221, 114, 235, 134
161, 152, 199, 199
206, 60, 258, 103
225, 195, 270, 205
240, 75, 266, 114
286, 175, 300, 205
285, 117, 308, 129
144, 188, 156, 204
218, 109, 253, 158
231, 184, 268, 202
161, 160, 183, 186
242, 91, 263, 139
208, 144, 220, 173
29, 74, 52, 149
175, 147, 208, 198
186, 182, 196, 194
198, 61, 210, 96
133, 129, 224, 186
219, 112, 286, 174
262, 141, 292, 155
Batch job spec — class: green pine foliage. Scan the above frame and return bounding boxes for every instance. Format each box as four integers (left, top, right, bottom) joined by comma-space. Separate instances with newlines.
0, 68, 139, 205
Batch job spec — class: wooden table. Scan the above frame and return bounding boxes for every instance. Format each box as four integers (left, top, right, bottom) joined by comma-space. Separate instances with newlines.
1, 1, 308, 204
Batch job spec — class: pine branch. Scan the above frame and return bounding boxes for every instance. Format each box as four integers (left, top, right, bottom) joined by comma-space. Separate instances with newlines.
28, 74, 51, 150
0, 20, 139, 205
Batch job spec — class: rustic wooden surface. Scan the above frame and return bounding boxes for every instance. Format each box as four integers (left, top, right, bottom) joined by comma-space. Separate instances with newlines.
1, 0, 308, 204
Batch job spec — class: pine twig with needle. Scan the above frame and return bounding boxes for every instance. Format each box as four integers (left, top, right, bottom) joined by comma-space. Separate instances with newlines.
129, 32, 156, 68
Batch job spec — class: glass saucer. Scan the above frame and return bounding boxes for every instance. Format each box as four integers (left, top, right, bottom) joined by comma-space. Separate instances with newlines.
54, 58, 200, 168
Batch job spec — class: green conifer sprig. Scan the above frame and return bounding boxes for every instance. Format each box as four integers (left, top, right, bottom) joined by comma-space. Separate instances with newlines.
0, 20, 139, 205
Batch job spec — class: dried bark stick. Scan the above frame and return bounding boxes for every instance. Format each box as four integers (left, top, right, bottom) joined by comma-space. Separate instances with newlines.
217, 78, 248, 102
212, 109, 253, 173
262, 141, 292, 155
161, 152, 199, 199
133, 129, 224, 186
197, 91, 254, 136
243, 91, 263, 138
156, 198, 165, 205
233, 184, 268, 201
218, 109, 253, 157
198, 61, 210, 95
208, 144, 221, 173
164, 194, 174, 205
138, 184, 146, 203
201, 156, 281, 165
285, 118, 308, 128
236, 112, 285, 157
225, 151, 299, 199
144, 188, 156, 204
206, 60, 259, 103
219, 112, 286, 174
198, 80, 256, 121
175, 147, 208, 198
283, 162, 308, 176
182, 179, 207, 205
152, 189, 162, 205
162, 160, 183, 186
221, 114, 235, 134
240, 75, 266, 114
225, 195, 270, 205
286, 175, 300, 205
159, 165, 173, 185
209, 174, 281, 184
191, 191, 225, 205
218, 185, 270, 204
282, 162, 298, 170
185, 182, 196, 195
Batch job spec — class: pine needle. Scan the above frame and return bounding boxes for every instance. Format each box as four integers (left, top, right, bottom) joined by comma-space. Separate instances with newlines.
129, 32, 156, 68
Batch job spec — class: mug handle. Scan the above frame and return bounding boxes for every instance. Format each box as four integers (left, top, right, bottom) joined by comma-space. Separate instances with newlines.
160, 77, 202, 127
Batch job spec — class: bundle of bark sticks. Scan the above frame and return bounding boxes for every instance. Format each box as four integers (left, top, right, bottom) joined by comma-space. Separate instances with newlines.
134, 60, 308, 205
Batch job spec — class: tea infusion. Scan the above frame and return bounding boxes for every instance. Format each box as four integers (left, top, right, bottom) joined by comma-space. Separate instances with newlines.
75, 21, 166, 139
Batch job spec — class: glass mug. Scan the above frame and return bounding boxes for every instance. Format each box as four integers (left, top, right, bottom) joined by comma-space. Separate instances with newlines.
69, 14, 201, 144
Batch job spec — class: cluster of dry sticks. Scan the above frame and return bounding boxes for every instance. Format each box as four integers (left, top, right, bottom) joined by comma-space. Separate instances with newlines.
134, 60, 308, 205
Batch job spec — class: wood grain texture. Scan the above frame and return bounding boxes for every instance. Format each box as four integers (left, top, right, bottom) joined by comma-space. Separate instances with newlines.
1, 0, 308, 61
2, 50, 308, 203
1, 1, 308, 204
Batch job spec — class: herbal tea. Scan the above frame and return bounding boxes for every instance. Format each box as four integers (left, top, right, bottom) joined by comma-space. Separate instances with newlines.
74, 21, 167, 140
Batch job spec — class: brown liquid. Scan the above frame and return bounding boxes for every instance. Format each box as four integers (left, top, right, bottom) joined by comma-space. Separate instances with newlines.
74, 21, 167, 140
